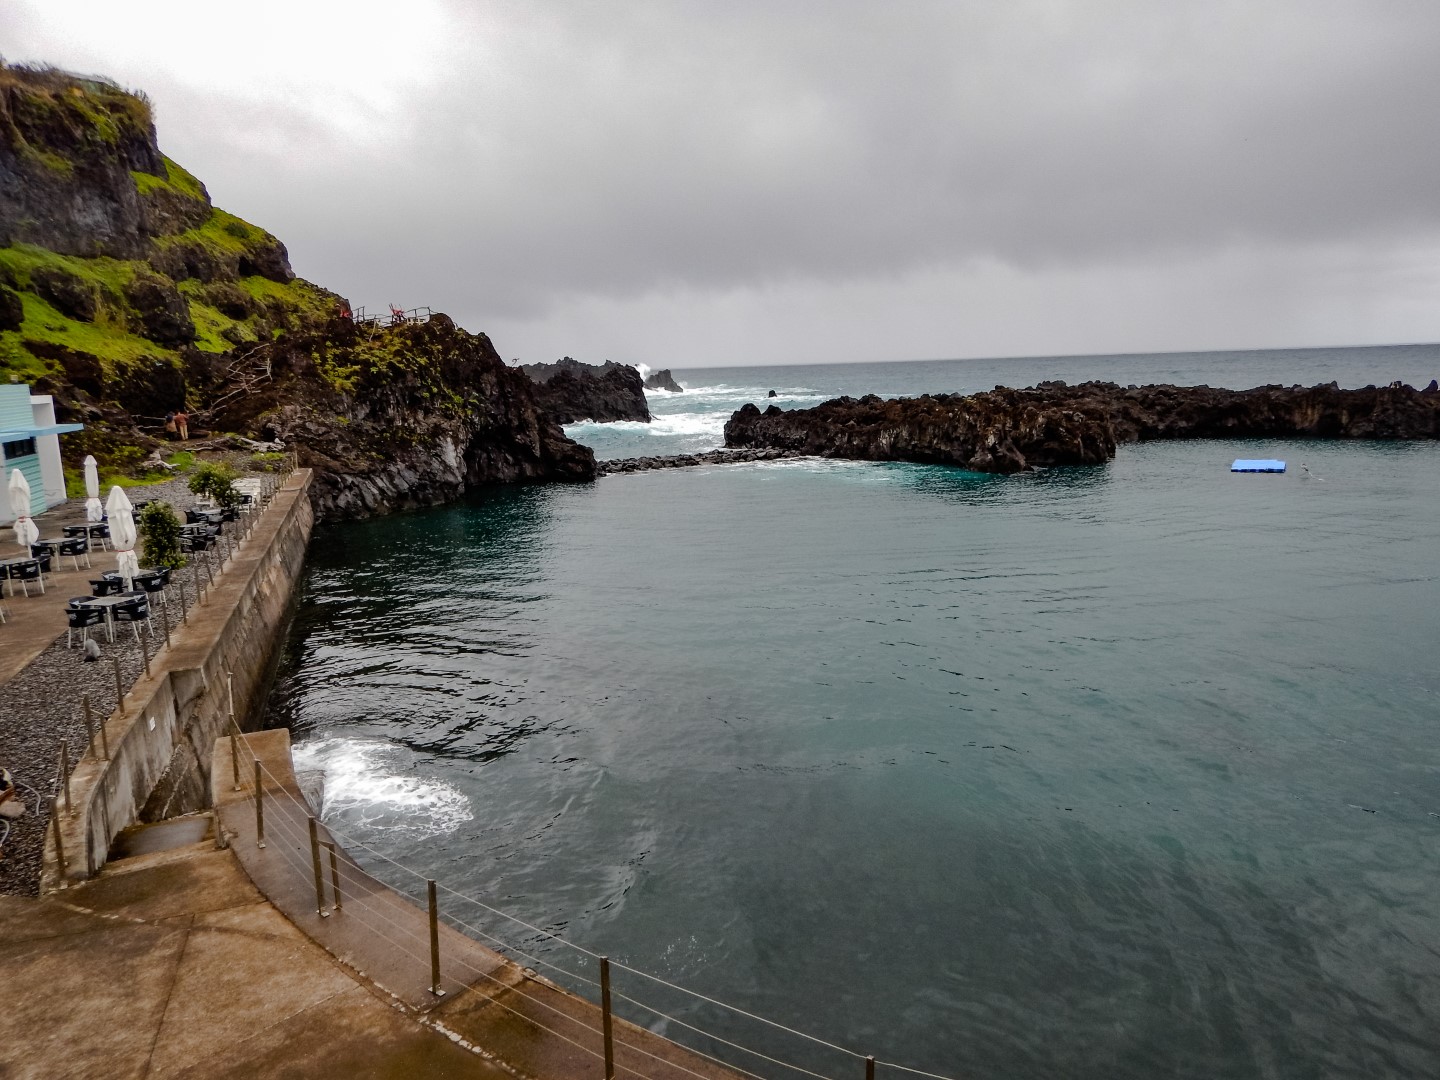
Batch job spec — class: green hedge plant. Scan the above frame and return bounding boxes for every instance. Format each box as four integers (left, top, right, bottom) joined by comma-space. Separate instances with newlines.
137, 501, 186, 570
188, 460, 241, 508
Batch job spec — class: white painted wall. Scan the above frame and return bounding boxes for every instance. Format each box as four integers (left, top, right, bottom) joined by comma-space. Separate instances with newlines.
30, 395, 68, 508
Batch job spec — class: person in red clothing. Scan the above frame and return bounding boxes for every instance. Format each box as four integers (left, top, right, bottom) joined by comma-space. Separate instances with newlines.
174, 410, 189, 440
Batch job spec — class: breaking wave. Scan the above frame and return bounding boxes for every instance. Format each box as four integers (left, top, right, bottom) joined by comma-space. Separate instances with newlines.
291, 736, 473, 838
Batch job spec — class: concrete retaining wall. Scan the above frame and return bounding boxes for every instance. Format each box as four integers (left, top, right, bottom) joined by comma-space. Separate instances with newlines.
44, 470, 314, 889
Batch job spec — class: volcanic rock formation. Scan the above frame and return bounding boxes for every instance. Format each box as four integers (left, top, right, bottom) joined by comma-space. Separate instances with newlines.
725, 381, 1440, 473
643, 368, 684, 393
519, 357, 651, 423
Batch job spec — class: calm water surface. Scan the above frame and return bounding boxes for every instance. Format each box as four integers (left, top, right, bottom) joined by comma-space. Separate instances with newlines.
273, 347, 1440, 1079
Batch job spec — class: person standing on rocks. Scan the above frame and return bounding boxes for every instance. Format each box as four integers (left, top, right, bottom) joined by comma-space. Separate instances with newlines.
164, 411, 177, 439
174, 409, 189, 441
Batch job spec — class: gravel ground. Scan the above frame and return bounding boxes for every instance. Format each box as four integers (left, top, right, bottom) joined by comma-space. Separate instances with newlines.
0, 473, 281, 895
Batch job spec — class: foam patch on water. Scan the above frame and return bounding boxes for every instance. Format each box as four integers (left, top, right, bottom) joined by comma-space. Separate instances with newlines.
566, 412, 726, 439
290, 736, 473, 838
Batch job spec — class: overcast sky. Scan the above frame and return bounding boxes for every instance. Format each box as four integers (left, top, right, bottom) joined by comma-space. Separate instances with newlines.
6, 1, 1440, 367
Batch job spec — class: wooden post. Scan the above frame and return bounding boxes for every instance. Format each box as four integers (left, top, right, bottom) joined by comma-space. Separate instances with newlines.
323, 842, 342, 912
428, 880, 444, 996
601, 956, 615, 1079
254, 760, 265, 848
49, 797, 66, 885
309, 818, 329, 917
112, 657, 124, 713
59, 739, 72, 815
80, 697, 96, 760
866, 1056, 875, 1080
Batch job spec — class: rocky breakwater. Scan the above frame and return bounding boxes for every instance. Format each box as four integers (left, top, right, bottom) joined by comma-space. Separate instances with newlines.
725, 379, 1440, 472
597, 447, 804, 475
223, 315, 594, 519
519, 357, 651, 423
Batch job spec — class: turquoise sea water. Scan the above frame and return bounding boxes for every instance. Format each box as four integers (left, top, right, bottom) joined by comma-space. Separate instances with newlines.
272, 345, 1440, 1079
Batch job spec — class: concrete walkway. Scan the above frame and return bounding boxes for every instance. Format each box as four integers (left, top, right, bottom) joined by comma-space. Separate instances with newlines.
0, 827, 501, 1079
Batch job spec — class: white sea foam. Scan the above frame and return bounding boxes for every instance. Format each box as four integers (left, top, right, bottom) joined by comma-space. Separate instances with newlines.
290, 736, 473, 837
567, 412, 726, 439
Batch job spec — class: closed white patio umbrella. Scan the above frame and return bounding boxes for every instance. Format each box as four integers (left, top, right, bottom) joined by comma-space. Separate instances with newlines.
8, 469, 37, 549
83, 455, 103, 523
106, 485, 139, 587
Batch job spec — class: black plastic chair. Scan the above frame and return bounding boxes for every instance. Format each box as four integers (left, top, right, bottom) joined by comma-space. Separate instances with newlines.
133, 573, 168, 608
66, 606, 107, 648
87, 523, 111, 551
90, 577, 125, 597
111, 594, 150, 642
6, 559, 43, 597
62, 524, 89, 539
57, 537, 91, 571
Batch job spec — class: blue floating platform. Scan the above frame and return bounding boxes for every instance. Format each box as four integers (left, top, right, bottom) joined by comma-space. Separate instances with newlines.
1231, 459, 1286, 473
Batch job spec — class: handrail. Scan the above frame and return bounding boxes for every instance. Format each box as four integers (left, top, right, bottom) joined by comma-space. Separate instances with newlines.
225, 725, 962, 1080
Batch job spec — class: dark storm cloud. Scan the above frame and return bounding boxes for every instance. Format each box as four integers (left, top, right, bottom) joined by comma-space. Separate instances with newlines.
6, 0, 1440, 360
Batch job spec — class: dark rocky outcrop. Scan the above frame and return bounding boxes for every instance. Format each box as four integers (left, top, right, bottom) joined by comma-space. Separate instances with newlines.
225, 317, 594, 520
0, 284, 23, 332
124, 271, 195, 344
597, 448, 804, 475
31, 264, 98, 320
519, 357, 651, 423
725, 381, 1440, 473
643, 368, 684, 393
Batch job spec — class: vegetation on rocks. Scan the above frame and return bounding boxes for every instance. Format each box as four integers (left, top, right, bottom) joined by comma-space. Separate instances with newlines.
0, 60, 594, 519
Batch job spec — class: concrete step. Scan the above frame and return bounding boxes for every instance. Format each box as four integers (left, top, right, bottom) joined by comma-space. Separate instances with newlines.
108, 814, 212, 860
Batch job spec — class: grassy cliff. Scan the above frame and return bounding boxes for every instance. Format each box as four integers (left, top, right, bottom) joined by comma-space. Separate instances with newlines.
0, 62, 340, 463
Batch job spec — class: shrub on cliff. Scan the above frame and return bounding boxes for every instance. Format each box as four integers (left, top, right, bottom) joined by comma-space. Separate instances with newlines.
137, 501, 185, 569
188, 461, 240, 507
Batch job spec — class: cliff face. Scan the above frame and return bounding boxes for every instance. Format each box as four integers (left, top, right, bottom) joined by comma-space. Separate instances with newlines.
0, 62, 596, 518
725, 380, 1440, 473
519, 357, 651, 423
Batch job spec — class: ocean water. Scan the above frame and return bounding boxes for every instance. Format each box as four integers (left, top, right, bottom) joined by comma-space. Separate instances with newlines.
271, 344, 1440, 1080
569, 343, 1440, 461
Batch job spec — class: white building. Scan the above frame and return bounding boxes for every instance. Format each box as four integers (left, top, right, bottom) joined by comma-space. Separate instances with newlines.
0, 383, 84, 523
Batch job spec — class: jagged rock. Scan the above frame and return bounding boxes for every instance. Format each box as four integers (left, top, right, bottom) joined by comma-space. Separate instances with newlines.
724, 381, 1440, 472
30, 265, 98, 320
0, 285, 22, 332
124, 272, 195, 345
643, 368, 684, 393
767, 390, 778, 398
237, 236, 294, 283
198, 282, 255, 319
519, 356, 651, 423
236, 318, 595, 520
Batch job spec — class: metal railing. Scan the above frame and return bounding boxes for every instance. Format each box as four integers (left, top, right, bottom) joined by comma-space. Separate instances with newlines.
42, 469, 294, 882
218, 718, 962, 1080
347, 305, 434, 328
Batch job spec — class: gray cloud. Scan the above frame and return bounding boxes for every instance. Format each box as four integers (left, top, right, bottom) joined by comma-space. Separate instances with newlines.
5, 0, 1439, 364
